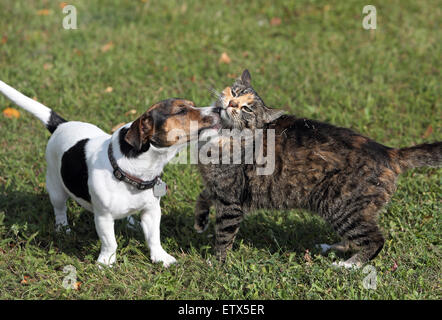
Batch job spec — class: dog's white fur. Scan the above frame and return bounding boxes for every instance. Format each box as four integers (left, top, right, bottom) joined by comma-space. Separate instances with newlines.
0, 80, 217, 267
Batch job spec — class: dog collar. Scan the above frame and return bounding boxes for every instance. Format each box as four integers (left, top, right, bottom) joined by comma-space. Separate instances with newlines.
108, 142, 160, 191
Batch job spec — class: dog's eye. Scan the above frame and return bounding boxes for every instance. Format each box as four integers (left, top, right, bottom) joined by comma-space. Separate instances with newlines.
242, 106, 253, 113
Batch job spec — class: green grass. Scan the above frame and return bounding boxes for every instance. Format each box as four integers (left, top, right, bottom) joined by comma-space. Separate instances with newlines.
0, 0, 441, 299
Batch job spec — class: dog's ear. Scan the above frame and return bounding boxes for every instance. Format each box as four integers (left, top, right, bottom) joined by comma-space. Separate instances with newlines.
124, 113, 154, 150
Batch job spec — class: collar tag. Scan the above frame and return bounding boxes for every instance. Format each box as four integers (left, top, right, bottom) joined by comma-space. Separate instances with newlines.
153, 178, 167, 198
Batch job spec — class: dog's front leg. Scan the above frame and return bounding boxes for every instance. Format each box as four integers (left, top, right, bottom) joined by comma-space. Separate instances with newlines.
94, 214, 118, 267
140, 205, 176, 267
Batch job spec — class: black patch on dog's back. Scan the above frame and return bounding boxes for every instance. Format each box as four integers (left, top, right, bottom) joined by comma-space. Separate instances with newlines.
46, 110, 67, 134
61, 139, 91, 202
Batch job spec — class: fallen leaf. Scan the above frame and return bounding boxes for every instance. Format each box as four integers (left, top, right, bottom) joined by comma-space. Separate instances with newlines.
270, 17, 282, 26
73, 48, 83, 56
227, 73, 237, 79
37, 9, 52, 16
20, 276, 30, 285
101, 41, 114, 52
43, 63, 53, 70
3, 107, 20, 119
59, 2, 68, 9
124, 109, 137, 116
111, 122, 125, 133
219, 52, 231, 64
1, 35, 7, 44
73, 281, 81, 290
390, 261, 398, 272
304, 249, 312, 264
422, 124, 433, 139
104, 87, 113, 93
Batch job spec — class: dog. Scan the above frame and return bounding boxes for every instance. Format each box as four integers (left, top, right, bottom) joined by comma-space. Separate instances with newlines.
0, 80, 221, 267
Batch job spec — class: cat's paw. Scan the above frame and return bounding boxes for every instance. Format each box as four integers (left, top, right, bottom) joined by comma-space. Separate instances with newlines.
194, 216, 209, 233
332, 261, 360, 269
315, 243, 331, 253
332, 255, 363, 269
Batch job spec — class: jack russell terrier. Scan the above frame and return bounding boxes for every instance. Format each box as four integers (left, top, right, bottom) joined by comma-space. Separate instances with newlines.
0, 80, 221, 267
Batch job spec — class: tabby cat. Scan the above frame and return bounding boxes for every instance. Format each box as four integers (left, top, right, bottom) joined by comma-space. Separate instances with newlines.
195, 69, 441, 268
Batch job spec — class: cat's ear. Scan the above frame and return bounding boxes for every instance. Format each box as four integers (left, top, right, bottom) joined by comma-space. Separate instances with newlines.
241, 69, 252, 86
264, 107, 285, 123
124, 113, 154, 150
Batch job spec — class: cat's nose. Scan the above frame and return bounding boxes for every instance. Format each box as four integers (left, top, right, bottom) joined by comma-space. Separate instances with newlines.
227, 101, 238, 109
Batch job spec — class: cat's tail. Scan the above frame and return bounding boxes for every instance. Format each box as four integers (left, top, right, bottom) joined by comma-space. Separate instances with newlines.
394, 142, 442, 171
0, 80, 66, 133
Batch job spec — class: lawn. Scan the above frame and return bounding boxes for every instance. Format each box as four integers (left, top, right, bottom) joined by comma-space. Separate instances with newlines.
0, 0, 440, 299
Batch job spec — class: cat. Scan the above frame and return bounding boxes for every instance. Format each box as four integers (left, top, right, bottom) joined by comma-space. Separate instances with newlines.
195, 69, 442, 268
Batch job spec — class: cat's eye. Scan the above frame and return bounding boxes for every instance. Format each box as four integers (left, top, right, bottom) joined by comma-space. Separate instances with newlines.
231, 88, 237, 97
242, 106, 253, 113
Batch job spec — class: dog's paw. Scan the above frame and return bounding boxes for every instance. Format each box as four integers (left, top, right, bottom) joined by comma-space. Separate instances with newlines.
151, 250, 177, 268
97, 253, 116, 268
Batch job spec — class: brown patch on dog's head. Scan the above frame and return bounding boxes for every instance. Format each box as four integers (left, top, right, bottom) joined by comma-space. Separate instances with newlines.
125, 98, 219, 150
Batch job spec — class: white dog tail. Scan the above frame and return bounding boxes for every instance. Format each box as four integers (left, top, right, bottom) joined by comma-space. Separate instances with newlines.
0, 80, 66, 133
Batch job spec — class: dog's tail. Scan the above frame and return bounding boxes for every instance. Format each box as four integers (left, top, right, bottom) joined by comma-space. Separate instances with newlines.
0, 80, 66, 133
393, 142, 442, 171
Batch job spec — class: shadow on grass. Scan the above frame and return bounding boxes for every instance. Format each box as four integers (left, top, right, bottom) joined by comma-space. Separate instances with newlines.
159, 205, 339, 258
0, 184, 99, 260
0, 184, 339, 262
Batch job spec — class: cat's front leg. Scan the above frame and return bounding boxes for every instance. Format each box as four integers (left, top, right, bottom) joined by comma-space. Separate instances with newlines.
214, 202, 244, 262
194, 188, 213, 233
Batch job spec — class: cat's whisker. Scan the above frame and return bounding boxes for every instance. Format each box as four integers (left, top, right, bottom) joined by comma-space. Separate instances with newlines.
209, 88, 221, 99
